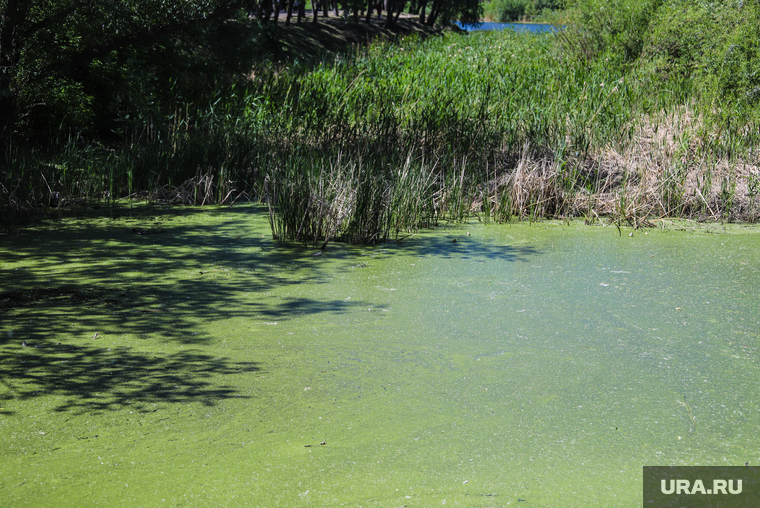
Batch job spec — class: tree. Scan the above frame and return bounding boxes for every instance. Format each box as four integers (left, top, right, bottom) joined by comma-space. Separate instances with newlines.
0, 0, 250, 149
406, 0, 481, 26
384, 0, 407, 28
424, 0, 480, 26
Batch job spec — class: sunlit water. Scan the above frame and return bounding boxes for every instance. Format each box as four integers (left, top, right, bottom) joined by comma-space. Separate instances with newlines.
456, 22, 556, 33
1, 206, 758, 506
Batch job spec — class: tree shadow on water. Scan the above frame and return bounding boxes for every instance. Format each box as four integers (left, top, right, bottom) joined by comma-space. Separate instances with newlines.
0, 205, 543, 414
0, 205, 379, 342
385, 233, 542, 261
0, 341, 259, 415
0, 205, 384, 413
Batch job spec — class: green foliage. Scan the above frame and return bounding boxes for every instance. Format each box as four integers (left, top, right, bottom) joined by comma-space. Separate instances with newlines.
560, 0, 760, 104
494, 0, 529, 21
704, 3, 760, 106
638, 1, 760, 107
0, 1, 254, 146
486, 0, 563, 22
640, 1, 715, 82
559, 0, 663, 64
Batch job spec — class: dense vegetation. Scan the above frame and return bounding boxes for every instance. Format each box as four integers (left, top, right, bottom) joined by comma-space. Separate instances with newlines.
0, 0, 477, 150
3, 0, 760, 242
483, 0, 563, 23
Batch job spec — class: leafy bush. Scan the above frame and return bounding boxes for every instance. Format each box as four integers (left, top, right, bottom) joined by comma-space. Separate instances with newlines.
704, 3, 760, 106
526, 0, 564, 17
495, 0, 529, 21
484, 0, 562, 22
640, 2, 714, 82
639, 1, 760, 108
559, 0, 663, 64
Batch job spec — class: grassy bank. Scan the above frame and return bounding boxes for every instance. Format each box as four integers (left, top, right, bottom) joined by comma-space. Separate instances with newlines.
4, 1, 760, 241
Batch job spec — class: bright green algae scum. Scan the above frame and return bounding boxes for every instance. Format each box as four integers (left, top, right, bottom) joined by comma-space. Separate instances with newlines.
1, 206, 759, 507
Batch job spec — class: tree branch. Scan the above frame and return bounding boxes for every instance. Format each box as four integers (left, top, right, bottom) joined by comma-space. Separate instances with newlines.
72, 0, 249, 67
21, 1, 82, 41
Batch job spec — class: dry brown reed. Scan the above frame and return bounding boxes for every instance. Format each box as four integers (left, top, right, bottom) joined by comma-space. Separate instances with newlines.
146, 172, 249, 206
477, 107, 760, 225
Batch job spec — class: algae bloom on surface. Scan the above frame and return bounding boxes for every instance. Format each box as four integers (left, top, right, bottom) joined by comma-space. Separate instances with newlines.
1, 205, 759, 507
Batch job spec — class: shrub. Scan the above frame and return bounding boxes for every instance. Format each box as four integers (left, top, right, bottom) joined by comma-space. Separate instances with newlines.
485, 0, 563, 22
559, 0, 663, 64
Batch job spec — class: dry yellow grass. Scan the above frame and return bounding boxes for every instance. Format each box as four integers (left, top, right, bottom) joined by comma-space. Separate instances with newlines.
482, 107, 760, 224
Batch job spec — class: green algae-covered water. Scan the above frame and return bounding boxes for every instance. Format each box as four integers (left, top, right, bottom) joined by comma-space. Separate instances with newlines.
1, 206, 759, 507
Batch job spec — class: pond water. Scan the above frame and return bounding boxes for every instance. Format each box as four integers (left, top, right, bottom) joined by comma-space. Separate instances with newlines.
1, 206, 759, 507
456, 21, 556, 33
